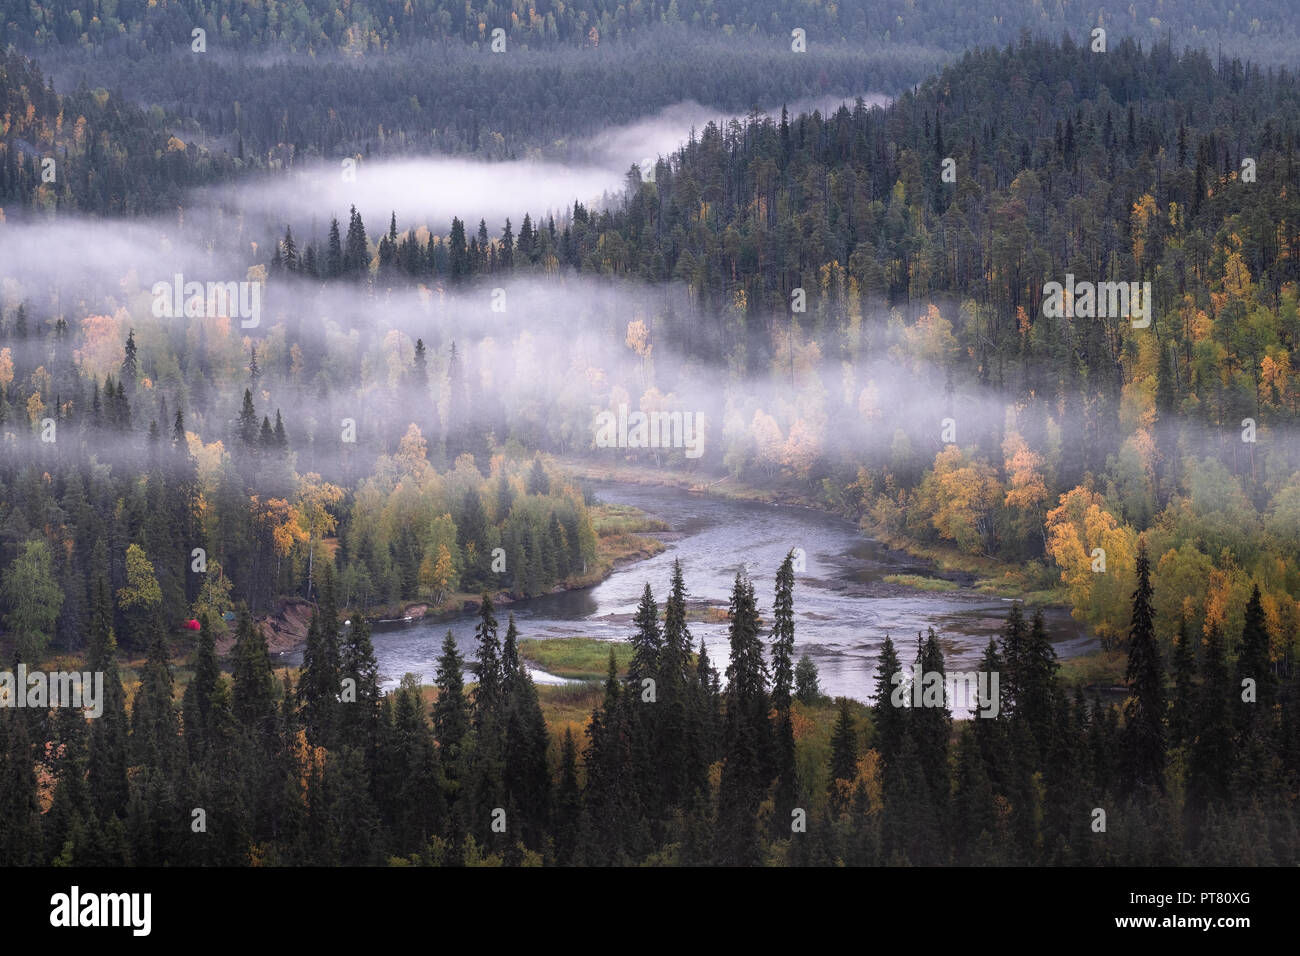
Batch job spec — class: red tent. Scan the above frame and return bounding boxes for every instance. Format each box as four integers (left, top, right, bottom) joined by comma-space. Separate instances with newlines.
183, 619, 201, 631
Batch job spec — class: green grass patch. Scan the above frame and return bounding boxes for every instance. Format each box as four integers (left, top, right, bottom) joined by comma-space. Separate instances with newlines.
591, 503, 670, 536
1058, 649, 1127, 690
882, 573, 960, 592
519, 636, 633, 681
974, 560, 1069, 604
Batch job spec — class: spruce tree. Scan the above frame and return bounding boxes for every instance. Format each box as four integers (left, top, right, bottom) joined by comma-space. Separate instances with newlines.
501, 613, 520, 696
581, 650, 637, 863
769, 550, 798, 830
231, 604, 278, 745
120, 328, 138, 390
952, 722, 999, 864
717, 572, 771, 865
432, 630, 471, 826
297, 591, 341, 749
376, 675, 445, 857
1169, 615, 1197, 750
1189, 623, 1233, 809
554, 727, 582, 864
629, 582, 662, 682
871, 634, 905, 767
326, 217, 343, 277
794, 653, 820, 705
663, 559, 693, 668
972, 637, 1010, 789
472, 593, 503, 728
828, 696, 858, 816
1122, 539, 1165, 793
237, 388, 258, 447
503, 666, 551, 850
1236, 585, 1274, 728
86, 578, 128, 818
181, 614, 221, 762
1000, 602, 1028, 717
912, 628, 952, 806
340, 614, 381, 757
130, 615, 179, 772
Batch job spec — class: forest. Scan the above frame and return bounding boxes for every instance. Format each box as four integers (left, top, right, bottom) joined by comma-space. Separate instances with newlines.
2, 548, 1296, 865
7, 0, 1296, 56
1, 1, 1299, 872
11, 37, 1294, 656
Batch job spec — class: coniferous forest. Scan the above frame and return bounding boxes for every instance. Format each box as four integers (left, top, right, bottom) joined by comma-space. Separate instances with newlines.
2, 0, 1300, 903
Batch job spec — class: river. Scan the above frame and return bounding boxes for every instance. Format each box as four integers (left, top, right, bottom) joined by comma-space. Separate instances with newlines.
284, 481, 1096, 712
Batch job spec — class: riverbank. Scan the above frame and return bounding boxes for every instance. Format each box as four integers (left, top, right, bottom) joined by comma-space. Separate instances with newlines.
240, 500, 669, 658
564, 456, 1068, 603
562, 457, 1122, 688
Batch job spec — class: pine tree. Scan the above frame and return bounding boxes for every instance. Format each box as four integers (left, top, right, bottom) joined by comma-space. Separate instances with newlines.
663, 559, 693, 668
501, 613, 520, 696
554, 727, 581, 864
527, 456, 550, 495
340, 615, 380, 756
449, 217, 469, 280
130, 614, 179, 772
828, 696, 858, 816
1023, 607, 1059, 751
86, 578, 128, 818
972, 638, 1010, 791
881, 725, 943, 865
120, 328, 137, 391
0, 706, 43, 865
230, 604, 278, 748
717, 571, 771, 865
282, 226, 298, 272
344, 205, 369, 279
433, 630, 471, 831
655, 563, 691, 812
769, 550, 798, 829
413, 338, 428, 386
237, 389, 258, 446
1122, 539, 1165, 793
273, 410, 288, 450
1170, 615, 1196, 749
375, 676, 445, 857
1236, 585, 1274, 728
1000, 602, 1028, 717
503, 665, 551, 850
581, 650, 638, 863
472, 593, 503, 728
629, 582, 662, 682
326, 217, 343, 277
1189, 623, 1233, 810
871, 634, 905, 767
499, 218, 514, 270
182, 614, 221, 761
794, 653, 820, 705
952, 722, 999, 864
912, 628, 952, 806
457, 490, 488, 591
297, 587, 341, 748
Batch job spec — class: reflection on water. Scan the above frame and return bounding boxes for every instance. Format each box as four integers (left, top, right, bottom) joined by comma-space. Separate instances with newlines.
284, 481, 1096, 713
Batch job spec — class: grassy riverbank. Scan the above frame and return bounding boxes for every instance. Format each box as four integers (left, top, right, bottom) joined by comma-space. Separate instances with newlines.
566, 456, 1070, 605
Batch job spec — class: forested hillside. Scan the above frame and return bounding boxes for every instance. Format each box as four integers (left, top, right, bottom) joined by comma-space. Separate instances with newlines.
6, 0, 1296, 58
219, 36, 1300, 654
2, 5, 1299, 874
